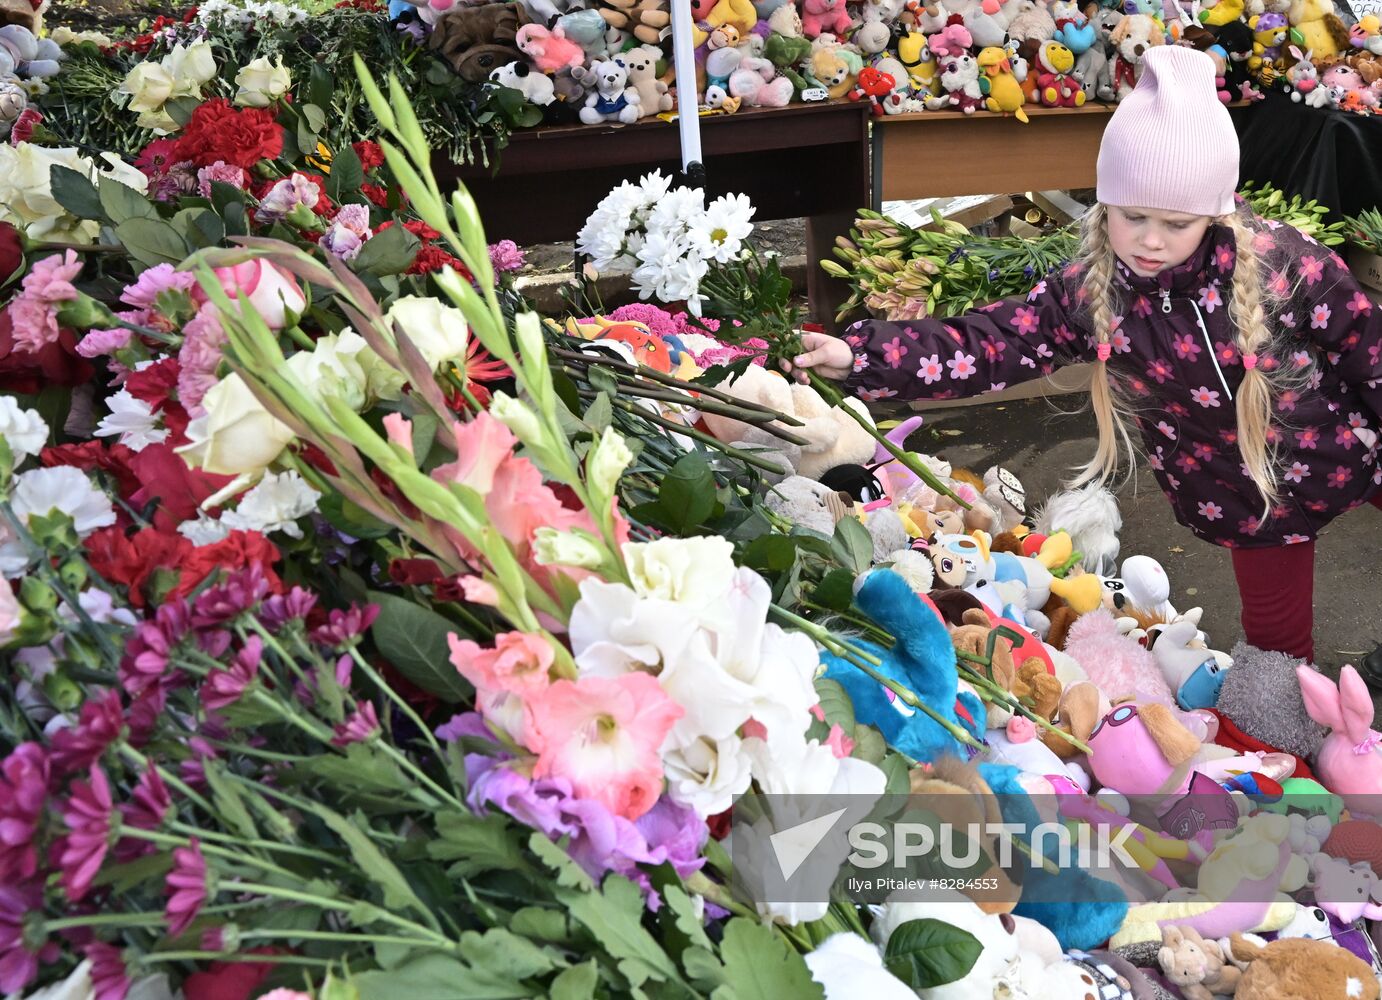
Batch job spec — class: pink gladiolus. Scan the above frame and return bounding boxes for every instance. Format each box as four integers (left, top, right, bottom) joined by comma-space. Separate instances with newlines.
433, 412, 517, 495
382, 413, 414, 457
448, 631, 554, 699
526, 672, 683, 821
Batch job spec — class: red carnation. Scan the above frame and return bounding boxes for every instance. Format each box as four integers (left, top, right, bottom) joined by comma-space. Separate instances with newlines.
352, 140, 385, 172
171, 530, 283, 600
0, 307, 94, 394
0, 221, 22, 285
361, 183, 392, 208
85, 526, 192, 607
41, 441, 140, 499
10, 108, 42, 146
173, 99, 283, 169
127, 443, 233, 531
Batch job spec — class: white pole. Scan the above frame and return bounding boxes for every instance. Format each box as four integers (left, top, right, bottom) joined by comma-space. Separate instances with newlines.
667, 0, 705, 181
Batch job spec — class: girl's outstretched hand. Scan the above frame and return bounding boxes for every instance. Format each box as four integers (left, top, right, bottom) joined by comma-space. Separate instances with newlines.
782, 331, 853, 384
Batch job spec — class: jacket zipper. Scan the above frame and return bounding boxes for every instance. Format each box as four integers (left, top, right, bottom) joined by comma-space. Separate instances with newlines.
1187, 296, 1235, 403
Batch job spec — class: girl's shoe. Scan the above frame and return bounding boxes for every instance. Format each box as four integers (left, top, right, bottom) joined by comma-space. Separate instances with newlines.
1359, 643, 1382, 691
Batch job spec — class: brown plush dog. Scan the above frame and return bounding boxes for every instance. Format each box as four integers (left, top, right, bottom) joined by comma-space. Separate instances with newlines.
1228, 933, 1381, 1000
430, 2, 531, 82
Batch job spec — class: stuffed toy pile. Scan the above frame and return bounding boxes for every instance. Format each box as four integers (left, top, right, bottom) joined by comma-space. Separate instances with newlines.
573, 304, 1382, 998
391, 0, 1382, 127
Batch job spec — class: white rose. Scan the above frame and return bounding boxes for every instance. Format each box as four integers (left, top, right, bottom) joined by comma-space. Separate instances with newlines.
118, 61, 174, 114
587, 426, 632, 501
623, 536, 737, 606
233, 55, 291, 108
177, 372, 296, 476
284, 330, 372, 413
165, 42, 218, 93
383, 295, 470, 372
0, 144, 147, 243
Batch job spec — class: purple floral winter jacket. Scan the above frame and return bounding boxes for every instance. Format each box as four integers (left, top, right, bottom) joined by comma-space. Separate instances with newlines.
841, 212, 1382, 549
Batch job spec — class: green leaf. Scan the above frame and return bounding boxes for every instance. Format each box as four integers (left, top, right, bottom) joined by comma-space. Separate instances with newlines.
354, 222, 421, 276
831, 516, 874, 575
662, 886, 714, 954
428, 811, 527, 878
583, 392, 612, 434
813, 678, 855, 731
114, 218, 190, 269
718, 919, 824, 1000
99, 176, 157, 224
850, 723, 887, 764
164, 95, 201, 128
209, 180, 246, 216
681, 948, 729, 992
812, 568, 856, 612
173, 207, 225, 250
367, 590, 471, 702
510, 907, 572, 944
317, 494, 395, 540
882, 918, 982, 988
549, 962, 599, 1000
556, 876, 682, 989
315, 805, 430, 918
529, 832, 594, 891
351, 952, 535, 1000
657, 452, 716, 534
303, 102, 328, 135
587, 365, 619, 397
202, 762, 259, 840
879, 752, 911, 796
298, 742, 409, 795
459, 928, 560, 980
742, 534, 797, 573
327, 143, 365, 202
48, 166, 104, 221
309, 62, 334, 110
222, 200, 248, 239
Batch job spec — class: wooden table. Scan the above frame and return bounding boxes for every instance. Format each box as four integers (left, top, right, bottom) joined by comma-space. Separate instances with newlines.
872, 102, 1119, 206
437, 101, 871, 324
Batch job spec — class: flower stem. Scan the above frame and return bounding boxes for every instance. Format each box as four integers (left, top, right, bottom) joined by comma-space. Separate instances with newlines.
167, 822, 346, 868
219, 880, 452, 946
138, 952, 336, 967
347, 646, 451, 780
119, 828, 305, 883
236, 928, 441, 949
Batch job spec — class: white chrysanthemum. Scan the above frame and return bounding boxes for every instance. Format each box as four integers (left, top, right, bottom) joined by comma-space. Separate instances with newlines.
93, 389, 167, 452
645, 186, 705, 242
220, 470, 321, 539
178, 514, 233, 547
12, 466, 116, 536
0, 397, 49, 465
636, 170, 674, 207
688, 192, 755, 264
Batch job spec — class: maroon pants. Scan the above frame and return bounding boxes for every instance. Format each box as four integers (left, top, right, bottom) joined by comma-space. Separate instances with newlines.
1230, 494, 1382, 662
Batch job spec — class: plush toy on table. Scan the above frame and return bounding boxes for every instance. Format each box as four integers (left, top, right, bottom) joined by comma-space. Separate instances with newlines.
808, 46, 856, 97
894, 28, 939, 95
1353, 14, 1382, 55
515, 22, 587, 72
1286, 0, 1350, 63
616, 44, 673, 115
802, 0, 853, 38
488, 61, 557, 106
1006, 0, 1058, 45
1250, 10, 1290, 69
596, 0, 673, 46
925, 18, 973, 57
1214, 18, 1261, 97
429, 3, 532, 83
964, 0, 1015, 48
847, 65, 897, 114
1296, 664, 1382, 819
1105, 13, 1164, 99
1198, 0, 1244, 26
1034, 38, 1087, 104
1052, 0, 1097, 51
977, 44, 1032, 120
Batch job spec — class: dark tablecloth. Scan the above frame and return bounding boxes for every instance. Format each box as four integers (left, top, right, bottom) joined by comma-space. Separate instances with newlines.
1231, 91, 1382, 220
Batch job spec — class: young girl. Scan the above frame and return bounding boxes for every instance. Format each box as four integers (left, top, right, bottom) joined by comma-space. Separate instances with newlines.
789, 46, 1382, 666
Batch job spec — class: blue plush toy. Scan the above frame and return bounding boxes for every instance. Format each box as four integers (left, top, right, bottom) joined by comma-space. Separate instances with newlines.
977, 762, 1129, 951
819, 569, 986, 764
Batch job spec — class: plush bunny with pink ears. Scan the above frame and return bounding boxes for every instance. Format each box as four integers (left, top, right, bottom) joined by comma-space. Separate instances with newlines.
1296, 664, 1382, 818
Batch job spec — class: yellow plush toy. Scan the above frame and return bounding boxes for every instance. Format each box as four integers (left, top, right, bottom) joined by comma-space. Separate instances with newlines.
1199, 0, 1245, 27
896, 29, 938, 94
810, 47, 856, 98
1287, 0, 1351, 62
977, 46, 1030, 122
704, 0, 757, 37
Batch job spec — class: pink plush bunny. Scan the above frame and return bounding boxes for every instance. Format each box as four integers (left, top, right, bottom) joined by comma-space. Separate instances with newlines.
1296, 664, 1382, 818
515, 24, 587, 73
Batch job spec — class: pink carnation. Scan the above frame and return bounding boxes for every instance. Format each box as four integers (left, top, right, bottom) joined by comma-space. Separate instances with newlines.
488, 239, 526, 274
176, 305, 228, 417
120, 263, 198, 310
7, 251, 82, 353
76, 327, 134, 359
195, 161, 247, 199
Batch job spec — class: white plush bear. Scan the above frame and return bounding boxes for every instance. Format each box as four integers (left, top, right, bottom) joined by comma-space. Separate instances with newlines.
579, 58, 641, 124
488, 61, 556, 105
614, 44, 671, 116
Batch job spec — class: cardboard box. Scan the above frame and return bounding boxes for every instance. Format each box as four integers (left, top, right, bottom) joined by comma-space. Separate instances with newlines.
1351, 248, 1382, 298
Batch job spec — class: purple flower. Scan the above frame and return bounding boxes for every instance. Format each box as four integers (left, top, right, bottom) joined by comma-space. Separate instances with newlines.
192, 565, 271, 628
0, 881, 51, 995
0, 744, 49, 883
50, 689, 125, 775
635, 797, 708, 882
332, 702, 381, 747
259, 586, 317, 630
119, 263, 198, 310
195, 161, 247, 200
254, 174, 322, 224
120, 601, 192, 696
116, 765, 170, 861
311, 603, 380, 648
178, 737, 219, 792
437, 711, 496, 745
85, 941, 130, 1000
201, 636, 261, 712
60, 766, 114, 901
165, 838, 209, 936
319, 223, 365, 261
488, 240, 526, 274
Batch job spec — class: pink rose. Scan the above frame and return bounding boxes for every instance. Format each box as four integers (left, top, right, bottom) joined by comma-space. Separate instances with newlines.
197, 259, 305, 330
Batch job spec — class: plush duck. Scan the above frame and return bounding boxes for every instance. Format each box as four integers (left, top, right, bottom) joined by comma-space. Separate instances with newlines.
977, 45, 1030, 121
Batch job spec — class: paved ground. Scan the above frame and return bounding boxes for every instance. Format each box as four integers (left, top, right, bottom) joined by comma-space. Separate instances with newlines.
905, 395, 1382, 680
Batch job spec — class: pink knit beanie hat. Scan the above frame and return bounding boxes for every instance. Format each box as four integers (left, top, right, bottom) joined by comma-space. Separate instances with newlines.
1096, 46, 1240, 218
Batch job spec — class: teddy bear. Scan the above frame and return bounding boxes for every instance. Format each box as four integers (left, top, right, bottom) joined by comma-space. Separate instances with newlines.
789, 384, 876, 481
615, 44, 672, 115
1007, 0, 1057, 44
1158, 926, 1242, 1000
489, 61, 557, 104
802, 0, 853, 38
1287, 0, 1350, 64
1105, 12, 1163, 99
1228, 933, 1382, 1000
596, 0, 671, 46
763, 475, 839, 534
926, 51, 984, 111
698, 365, 803, 481
515, 22, 586, 71
728, 57, 796, 106
430, 3, 532, 83
809, 45, 856, 97
579, 57, 643, 122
